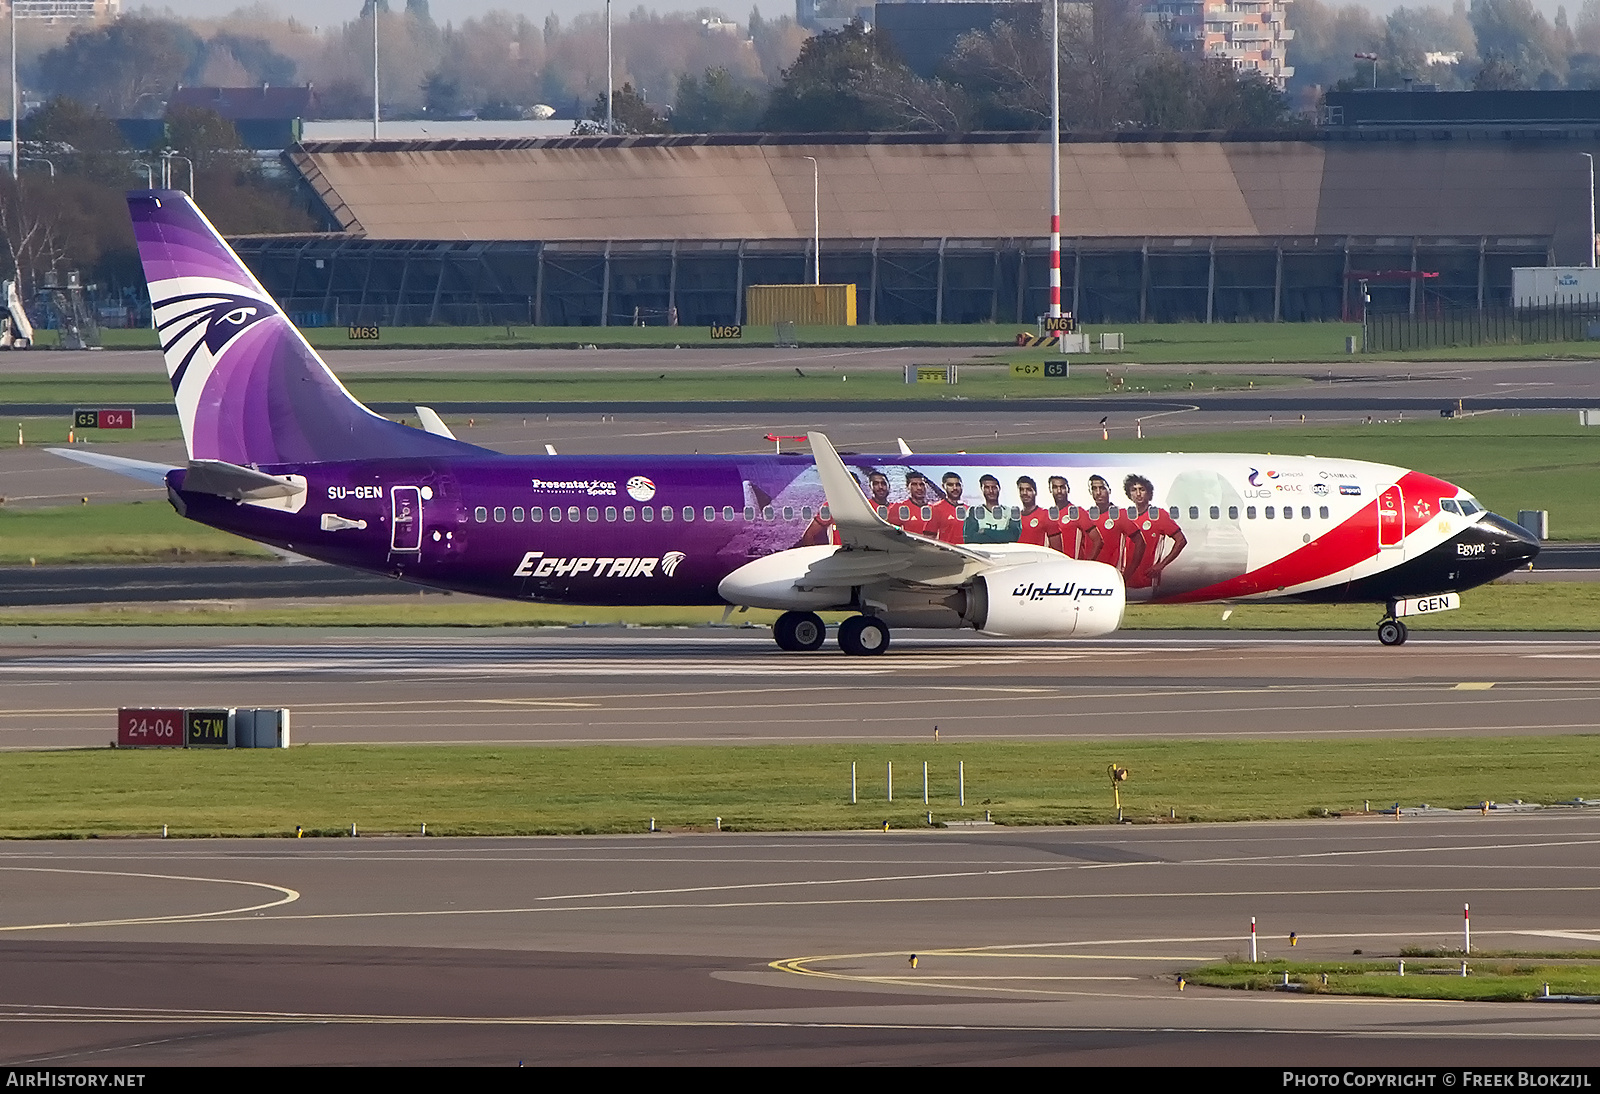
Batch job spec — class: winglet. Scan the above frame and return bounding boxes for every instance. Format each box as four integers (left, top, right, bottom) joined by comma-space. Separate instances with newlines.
807, 430, 890, 540
897, 437, 913, 456
415, 406, 456, 440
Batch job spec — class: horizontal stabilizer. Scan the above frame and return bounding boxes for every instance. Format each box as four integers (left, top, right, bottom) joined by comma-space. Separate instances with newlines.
183, 459, 306, 501
45, 447, 179, 485
415, 406, 456, 440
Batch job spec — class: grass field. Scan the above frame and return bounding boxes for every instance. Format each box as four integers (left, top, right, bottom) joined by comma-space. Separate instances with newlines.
0, 500, 275, 563
1183, 959, 1600, 1001
0, 367, 1301, 410
90, 321, 1368, 356
0, 581, 1580, 629
1, 736, 1595, 838
79, 320, 1600, 362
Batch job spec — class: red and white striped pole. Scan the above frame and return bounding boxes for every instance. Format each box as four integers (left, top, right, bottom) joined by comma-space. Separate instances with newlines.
1250, 916, 1258, 962
1464, 902, 1470, 955
1048, 0, 1061, 320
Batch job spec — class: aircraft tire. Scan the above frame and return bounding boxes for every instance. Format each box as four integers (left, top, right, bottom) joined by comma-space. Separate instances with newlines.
1377, 619, 1407, 647
774, 610, 826, 652
838, 615, 890, 656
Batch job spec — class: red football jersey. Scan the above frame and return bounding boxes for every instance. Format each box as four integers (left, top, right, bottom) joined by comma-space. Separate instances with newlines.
1052, 507, 1096, 558
888, 500, 940, 537
1126, 506, 1181, 588
931, 498, 965, 544
1018, 508, 1054, 547
1091, 507, 1139, 569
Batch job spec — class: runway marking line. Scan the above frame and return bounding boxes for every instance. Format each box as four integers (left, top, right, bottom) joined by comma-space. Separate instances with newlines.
0, 867, 299, 932
1455, 682, 1496, 690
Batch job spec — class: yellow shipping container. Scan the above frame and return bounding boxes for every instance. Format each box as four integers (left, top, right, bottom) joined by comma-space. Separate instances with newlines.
746, 284, 857, 326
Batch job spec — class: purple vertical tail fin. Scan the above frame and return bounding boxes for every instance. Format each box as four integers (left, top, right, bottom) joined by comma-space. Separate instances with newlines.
130, 189, 485, 465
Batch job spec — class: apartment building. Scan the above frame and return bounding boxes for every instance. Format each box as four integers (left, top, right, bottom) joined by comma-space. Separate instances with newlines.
1, 0, 119, 19
1146, 0, 1294, 87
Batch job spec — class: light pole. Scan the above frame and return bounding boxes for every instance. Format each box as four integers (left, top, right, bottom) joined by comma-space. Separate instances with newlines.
1048, 0, 1060, 320
605, 0, 613, 134
803, 155, 819, 285
10, 0, 18, 180
162, 152, 193, 197
1584, 153, 1596, 269
1355, 52, 1379, 89
133, 160, 154, 188
372, 3, 380, 140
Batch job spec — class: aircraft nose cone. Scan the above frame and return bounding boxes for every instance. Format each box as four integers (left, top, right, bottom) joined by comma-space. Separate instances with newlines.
1481, 512, 1540, 567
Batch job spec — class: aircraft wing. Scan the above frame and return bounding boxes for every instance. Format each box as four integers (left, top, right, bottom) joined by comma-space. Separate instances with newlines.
803, 430, 1029, 586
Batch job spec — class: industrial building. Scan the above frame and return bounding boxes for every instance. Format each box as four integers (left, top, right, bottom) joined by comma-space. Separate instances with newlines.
237, 128, 1591, 328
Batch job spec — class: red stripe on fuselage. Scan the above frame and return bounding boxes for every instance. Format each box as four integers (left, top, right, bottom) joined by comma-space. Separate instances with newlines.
1159, 470, 1452, 603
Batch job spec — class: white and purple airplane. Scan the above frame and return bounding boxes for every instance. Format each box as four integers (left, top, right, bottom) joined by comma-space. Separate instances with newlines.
54, 191, 1539, 653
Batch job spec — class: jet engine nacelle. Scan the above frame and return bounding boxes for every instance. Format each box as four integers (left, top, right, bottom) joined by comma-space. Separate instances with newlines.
717, 545, 852, 610
965, 559, 1125, 638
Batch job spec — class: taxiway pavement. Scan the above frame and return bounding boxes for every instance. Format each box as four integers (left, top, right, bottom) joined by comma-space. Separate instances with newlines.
1, 814, 1597, 1064
3, 630, 1599, 750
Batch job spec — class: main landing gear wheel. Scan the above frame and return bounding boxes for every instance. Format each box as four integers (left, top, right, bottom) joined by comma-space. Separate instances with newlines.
773, 611, 827, 652
1377, 619, 1408, 647
837, 615, 890, 656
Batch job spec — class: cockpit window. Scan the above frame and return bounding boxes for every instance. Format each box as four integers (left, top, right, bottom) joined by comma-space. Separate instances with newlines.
1440, 499, 1461, 515
1459, 498, 1480, 515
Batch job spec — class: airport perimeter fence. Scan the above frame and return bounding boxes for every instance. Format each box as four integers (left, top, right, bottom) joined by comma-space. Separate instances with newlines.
1365, 297, 1600, 352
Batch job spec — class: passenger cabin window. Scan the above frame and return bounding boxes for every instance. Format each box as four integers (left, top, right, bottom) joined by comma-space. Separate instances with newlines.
661, 506, 672, 523
956, 505, 968, 519
921, 506, 933, 521
567, 506, 579, 522
782, 506, 794, 521
743, 505, 756, 521
683, 506, 694, 522
705, 506, 716, 521
548, 506, 561, 523
1210, 506, 1220, 519
512, 507, 525, 522
723, 506, 735, 521
1246, 506, 1256, 520
1301, 506, 1311, 520
605, 506, 617, 521
877, 505, 888, 519
642, 506, 654, 522
1319, 506, 1329, 519
493, 507, 506, 522
1169, 506, 1180, 520
624, 506, 636, 522
474, 506, 488, 523
1067, 505, 1079, 520
819, 505, 830, 520
1282, 506, 1292, 520
531, 507, 543, 522
1228, 506, 1238, 520
586, 507, 598, 522
1265, 506, 1275, 519
762, 506, 775, 521
1189, 506, 1200, 520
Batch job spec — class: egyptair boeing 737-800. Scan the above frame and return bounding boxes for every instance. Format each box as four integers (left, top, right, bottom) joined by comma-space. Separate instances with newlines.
52, 191, 1539, 654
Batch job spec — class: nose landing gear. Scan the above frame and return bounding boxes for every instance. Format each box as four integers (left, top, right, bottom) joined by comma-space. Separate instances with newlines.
1377, 617, 1408, 646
